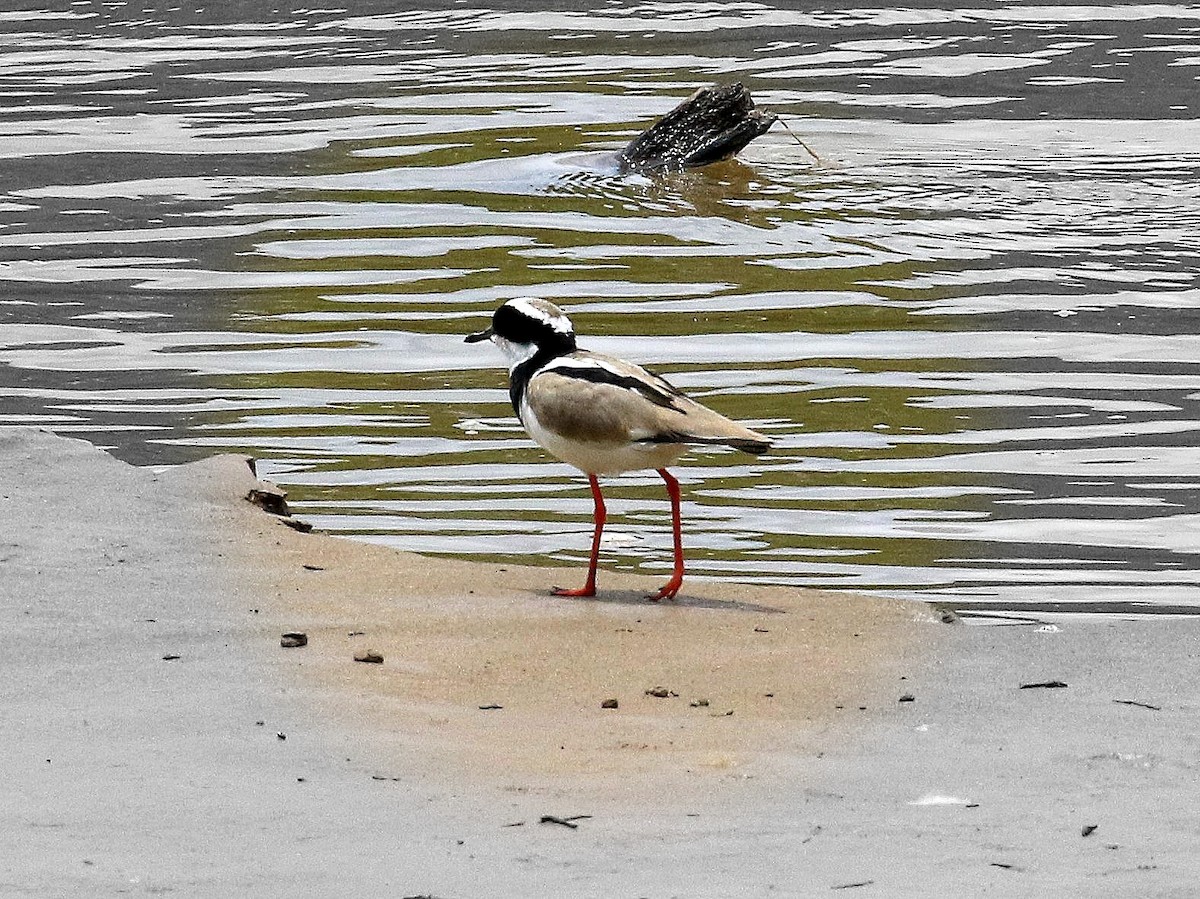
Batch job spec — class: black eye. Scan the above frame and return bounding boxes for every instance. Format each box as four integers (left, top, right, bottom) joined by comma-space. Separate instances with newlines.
492, 303, 533, 342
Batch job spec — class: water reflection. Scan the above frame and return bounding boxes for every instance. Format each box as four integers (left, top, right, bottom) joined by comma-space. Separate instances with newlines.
1, 1, 1198, 620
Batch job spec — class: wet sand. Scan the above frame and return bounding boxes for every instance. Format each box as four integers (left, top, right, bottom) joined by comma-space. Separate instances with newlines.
3, 426, 1198, 897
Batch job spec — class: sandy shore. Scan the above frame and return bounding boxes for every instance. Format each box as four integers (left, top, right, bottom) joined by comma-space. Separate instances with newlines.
3, 426, 1198, 897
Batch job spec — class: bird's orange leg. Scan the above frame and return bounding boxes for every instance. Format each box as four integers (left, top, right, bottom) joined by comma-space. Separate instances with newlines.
647, 468, 684, 601
553, 473, 605, 598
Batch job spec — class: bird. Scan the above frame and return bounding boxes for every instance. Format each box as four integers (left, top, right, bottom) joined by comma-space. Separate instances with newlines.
465, 297, 771, 601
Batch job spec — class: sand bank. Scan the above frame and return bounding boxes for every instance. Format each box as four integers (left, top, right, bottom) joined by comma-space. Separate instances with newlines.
3, 427, 1197, 896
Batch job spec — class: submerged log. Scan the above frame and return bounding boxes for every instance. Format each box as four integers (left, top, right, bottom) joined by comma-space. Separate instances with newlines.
619, 82, 777, 173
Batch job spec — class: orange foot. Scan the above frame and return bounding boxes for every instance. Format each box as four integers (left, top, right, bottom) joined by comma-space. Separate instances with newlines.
646, 577, 682, 602
552, 585, 596, 598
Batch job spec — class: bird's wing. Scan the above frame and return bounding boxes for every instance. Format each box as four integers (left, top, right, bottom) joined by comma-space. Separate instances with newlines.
528, 352, 770, 452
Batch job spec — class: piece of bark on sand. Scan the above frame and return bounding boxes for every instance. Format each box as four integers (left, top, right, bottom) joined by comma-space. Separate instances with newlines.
619, 82, 777, 172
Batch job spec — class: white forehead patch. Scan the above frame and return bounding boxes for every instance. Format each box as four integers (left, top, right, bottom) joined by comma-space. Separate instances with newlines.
508, 296, 574, 336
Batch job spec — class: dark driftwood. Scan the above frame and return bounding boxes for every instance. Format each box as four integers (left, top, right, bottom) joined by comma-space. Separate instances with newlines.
619, 82, 777, 172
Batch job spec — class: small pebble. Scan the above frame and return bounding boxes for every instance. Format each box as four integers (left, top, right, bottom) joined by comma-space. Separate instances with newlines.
899, 694, 915, 703
601, 698, 619, 709
354, 650, 384, 664
645, 686, 675, 698
280, 632, 308, 648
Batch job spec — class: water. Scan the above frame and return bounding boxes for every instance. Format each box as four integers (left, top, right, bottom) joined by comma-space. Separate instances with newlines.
2, 1, 1199, 621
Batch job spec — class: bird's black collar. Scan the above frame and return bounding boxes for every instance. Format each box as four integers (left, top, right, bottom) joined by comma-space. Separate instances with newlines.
508, 345, 567, 417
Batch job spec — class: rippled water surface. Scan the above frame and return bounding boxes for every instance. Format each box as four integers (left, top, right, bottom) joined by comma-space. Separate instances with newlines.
3, 1, 1199, 620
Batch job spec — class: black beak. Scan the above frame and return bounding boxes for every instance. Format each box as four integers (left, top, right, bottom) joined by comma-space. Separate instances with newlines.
464, 326, 493, 344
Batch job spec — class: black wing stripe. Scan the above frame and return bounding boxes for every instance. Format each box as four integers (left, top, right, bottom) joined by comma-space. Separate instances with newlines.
547, 363, 684, 412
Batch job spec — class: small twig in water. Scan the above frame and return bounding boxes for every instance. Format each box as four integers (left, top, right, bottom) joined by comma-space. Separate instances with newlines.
780, 118, 822, 162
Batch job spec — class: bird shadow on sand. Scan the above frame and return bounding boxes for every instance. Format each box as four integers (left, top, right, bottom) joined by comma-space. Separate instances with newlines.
548, 588, 786, 615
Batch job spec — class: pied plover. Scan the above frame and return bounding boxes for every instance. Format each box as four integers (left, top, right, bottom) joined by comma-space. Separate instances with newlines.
466, 297, 770, 600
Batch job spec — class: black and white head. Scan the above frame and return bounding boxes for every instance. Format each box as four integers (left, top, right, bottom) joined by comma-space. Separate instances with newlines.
465, 297, 577, 370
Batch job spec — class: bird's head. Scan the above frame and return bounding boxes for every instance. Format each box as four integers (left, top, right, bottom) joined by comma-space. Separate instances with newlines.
465, 297, 577, 369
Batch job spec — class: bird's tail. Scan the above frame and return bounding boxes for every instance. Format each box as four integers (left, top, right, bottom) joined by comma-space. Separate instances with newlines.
724, 434, 772, 455
649, 429, 772, 455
